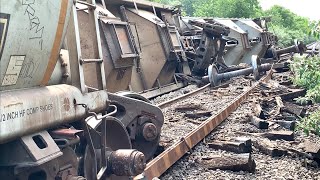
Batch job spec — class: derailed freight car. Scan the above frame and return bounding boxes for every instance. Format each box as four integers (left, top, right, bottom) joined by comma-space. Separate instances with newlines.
70, 0, 192, 99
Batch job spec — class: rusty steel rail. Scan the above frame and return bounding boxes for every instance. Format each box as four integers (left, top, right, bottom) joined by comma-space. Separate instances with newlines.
157, 82, 230, 109
136, 70, 273, 179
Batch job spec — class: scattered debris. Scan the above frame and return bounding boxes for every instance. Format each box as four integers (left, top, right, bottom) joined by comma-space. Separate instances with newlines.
271, 120, 296, 130
253, 101, 267, 119
253, 139, 287, 157
236, 130, 294, 141
208, 139, 252, 153
283, 102, 307, 117
175, 103, 202, 112
201, 153, 256, 173
263, 130, 294, 141
250, 115, 269, 129
304, 140, 320, 159
274, 88, 306, 101
184, 111, 212, 118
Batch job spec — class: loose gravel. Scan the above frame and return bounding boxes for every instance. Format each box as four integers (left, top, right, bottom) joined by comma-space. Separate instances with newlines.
157, 76, 252, 148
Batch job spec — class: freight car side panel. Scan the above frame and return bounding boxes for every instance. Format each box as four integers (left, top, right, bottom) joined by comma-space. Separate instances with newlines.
214, 19, 249, 66
234, 19, 269, 64
126, 10, 167, 91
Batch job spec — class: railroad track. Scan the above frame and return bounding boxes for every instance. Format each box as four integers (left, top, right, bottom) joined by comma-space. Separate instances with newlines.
135, 70, 274, 179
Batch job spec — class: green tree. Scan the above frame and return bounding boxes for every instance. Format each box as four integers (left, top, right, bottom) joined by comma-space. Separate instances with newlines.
193, 0, 262, 18
264, 5, 314, 47
309, 20, 320, 39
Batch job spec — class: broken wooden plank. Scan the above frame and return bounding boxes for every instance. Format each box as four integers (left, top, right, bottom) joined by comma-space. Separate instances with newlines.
275, 96, 284, 108
274, 114, 297, 121
275, 96, 284, 116
233, 137, 252, 150
175, 103, 202, 112
235, 130, 294, 141
250, 115, 269, 129
271, 120, 296, 130
253, 103, 267, 119
286, 148, 313, 159
184, 111, 212, 118
304, 141, 320, 158
264, 130, 294, 141
274, 89, 306, 101
201, 153, 256, 172
253, 139, 287, 157
283, 102, 306, 117
208, 140, 251, 153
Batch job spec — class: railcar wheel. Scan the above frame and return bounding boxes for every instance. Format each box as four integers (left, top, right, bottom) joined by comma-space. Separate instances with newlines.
116, 91, 161, 160
83, 117, 132, 180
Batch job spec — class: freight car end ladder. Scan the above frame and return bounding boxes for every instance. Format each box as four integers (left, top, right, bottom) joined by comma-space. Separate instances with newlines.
71, 0, 107, 93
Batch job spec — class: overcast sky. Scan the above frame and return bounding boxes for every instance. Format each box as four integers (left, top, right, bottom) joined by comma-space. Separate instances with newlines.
259, 0, 320, 21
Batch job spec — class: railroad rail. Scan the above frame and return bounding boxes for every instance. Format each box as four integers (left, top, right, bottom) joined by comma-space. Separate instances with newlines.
157, 82, 230, 108
135, 70, 274, 180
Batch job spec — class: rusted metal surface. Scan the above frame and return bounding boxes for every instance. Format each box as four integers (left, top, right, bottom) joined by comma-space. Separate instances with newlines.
107, 93, 164, 160
142, 123, 158, 142
136, 71, 273, 179
108, 149, 146, 176
50, 129, 83, 138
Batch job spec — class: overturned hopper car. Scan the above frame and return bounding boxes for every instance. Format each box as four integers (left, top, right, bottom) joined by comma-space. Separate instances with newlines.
90, 0, 192, 98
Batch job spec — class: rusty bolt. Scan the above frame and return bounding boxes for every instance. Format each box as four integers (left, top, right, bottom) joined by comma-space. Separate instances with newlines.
109, 149, 146, 176
142, 123, 158, 141
132, 151, 146, 173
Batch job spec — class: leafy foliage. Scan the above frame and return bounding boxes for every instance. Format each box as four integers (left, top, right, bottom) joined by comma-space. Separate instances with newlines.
192, 0, 262, 18
297, 110, 320, 136
264, 5, 316, 47
292, 56, 320, 96
309, 20, 320, 39
292, 56, 320, 136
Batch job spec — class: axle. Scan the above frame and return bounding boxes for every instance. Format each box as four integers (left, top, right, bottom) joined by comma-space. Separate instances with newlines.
203, 55, 286, 86
273, 40, 306, 59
